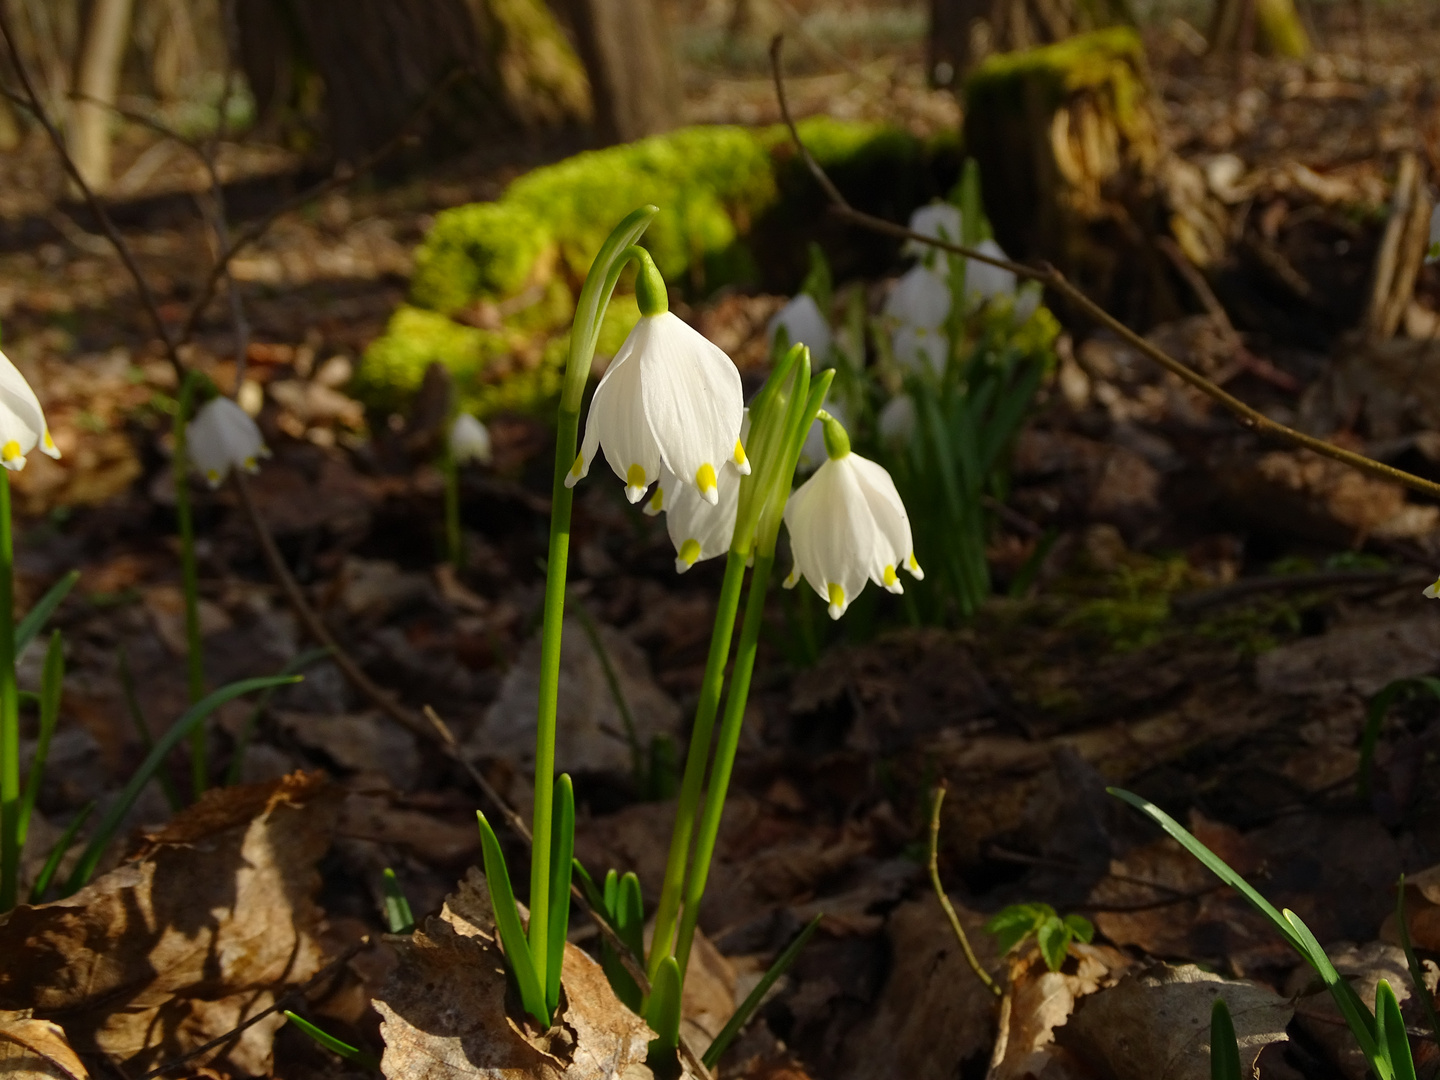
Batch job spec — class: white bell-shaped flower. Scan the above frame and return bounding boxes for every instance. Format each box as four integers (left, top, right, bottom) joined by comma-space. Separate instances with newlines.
903, 203, 962, 269
877, 393, 916, 450
892, 323, 948, 377
1428, 204, 1440, 264
783, 415, 922, 619
767, 294, 833, 364
569, 311, 746, 506
883, 265, 950, 330
450, 412, 493, 465
965, 239, 1017, 302
0, 349, 60, 472
646, 462, 741, 573
1012, 281, 1043, 324
187, 396, 268, 487
1425, 575, 1439, 599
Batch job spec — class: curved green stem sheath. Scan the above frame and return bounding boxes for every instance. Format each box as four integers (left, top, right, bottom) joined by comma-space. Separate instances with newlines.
530, 206, 657, 999
674, 553, 774, 977
647, 547, 747, 981
0, 471, 16, 911
172, 374, 206, 800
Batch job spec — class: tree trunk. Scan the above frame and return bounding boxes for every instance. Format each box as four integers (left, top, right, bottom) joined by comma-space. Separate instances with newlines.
68, 0, 136, 193
929, 0, 1131, 84
235, 0, 591, 162
558, 0, 682, 142
1209, 0, 1310, 57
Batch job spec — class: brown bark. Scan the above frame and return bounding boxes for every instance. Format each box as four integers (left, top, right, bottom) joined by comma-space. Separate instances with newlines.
557, 0, 682, 142
68, 0, 136, 192
235, 0, 590, 162
929, 0, 1132, 84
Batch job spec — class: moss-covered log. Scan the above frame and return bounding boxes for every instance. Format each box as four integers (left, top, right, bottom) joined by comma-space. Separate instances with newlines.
963, 28, 1226, 325
358, 119, 958, 419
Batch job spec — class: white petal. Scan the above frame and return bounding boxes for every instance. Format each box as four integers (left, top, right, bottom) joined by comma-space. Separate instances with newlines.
767, 294, 834, 364
966, 240, 1016, 301
188, 397, 265, 486
847, 454, 917, 591
589, 331, 663, 502
666, 461, 741, 572
450, 413, 493, 464
636, 312, 743, 498
0, 350, 47, 469
905, 203, 962, 253
892, 324, 948, 377
783, 456, 876, 619
884, 265, 950, 329
1425, 579, 1440, 599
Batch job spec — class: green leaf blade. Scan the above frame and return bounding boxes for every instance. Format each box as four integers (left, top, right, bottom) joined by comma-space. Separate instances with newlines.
476, 811, 548, 1027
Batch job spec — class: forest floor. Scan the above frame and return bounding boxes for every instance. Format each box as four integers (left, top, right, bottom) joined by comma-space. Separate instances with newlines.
4, 3, 1440, 1080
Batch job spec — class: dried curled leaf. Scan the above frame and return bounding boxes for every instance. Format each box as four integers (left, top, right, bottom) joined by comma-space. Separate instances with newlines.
375, 869, 654, 1080
0, 1011, 89, 1080
0, 771, 339, 1078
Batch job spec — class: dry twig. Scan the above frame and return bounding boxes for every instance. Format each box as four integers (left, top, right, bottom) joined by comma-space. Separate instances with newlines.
928, 784, 1000, 997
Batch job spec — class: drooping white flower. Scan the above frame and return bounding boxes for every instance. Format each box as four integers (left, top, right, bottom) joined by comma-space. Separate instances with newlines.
569, 312, 746, 506
1428, 204, 1440, 264
877, 393, 916, 449
784, 417, 922, 619
884, 265, 951, 329
965, 239, 1017, 302
646, 462, 742, 573
450, 412, 493, 465
187, 396, 268, 487
1012, 281, 1043, 324
767, 294, 833, 365
0, 349, 59, 472
1425, 576, 1440, 599
892, 324, 948, 377
903, 203, 962, 267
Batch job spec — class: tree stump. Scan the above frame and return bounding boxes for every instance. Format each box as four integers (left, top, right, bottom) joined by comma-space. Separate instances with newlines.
553, 0, 682, 142
1209, 0, 1311, 59
235, 0, 591, 162
962, 28, 1227, 325
929, 0, 1133, 86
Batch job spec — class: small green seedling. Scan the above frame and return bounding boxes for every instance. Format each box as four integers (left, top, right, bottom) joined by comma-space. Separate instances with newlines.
382, 868, 415, 934
984, 902, 1094, 972
1210, 998, 1241, 1080
283, 1010, 379, 1069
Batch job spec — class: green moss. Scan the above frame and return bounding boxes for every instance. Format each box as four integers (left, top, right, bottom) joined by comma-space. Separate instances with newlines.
964, 27, 1150, 140
364, 119, 947, 418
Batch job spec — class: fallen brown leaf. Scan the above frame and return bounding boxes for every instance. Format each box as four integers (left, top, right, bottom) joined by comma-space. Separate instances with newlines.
0, 1011, 90, 1080
0, 771, 339, 1078
1061, 963, 1291, 1080
374, 870, 653, 1080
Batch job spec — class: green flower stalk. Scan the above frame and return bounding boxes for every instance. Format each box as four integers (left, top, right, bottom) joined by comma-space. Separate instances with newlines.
0, 346, 62, 911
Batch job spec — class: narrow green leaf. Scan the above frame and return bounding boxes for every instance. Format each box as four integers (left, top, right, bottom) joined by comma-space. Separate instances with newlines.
18, 631, 63, 845
1376, 981, 1416, 1080
224, 647, 332, 786
28, 802, 93, 904
1210, 998, 1241, 1080
599, 870, 645, 1014
1395, 876, 1440, 1049
703, 914, 822, 1069
16, 570, 78, 654
117, 645, 182, 811
283, 1011, 379, 1069
64, 674, 301, 895
546, 774, 575, 1017
1359, 678, 1440, 798
1282, 909, 1381, 1070
382, 868, 415, 934
617, 871, 645, 959
476, 811, 548, 1027
574, 859, 606, 914
645, 955, 683, 1060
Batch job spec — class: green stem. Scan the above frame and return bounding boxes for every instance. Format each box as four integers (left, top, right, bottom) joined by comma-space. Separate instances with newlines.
442, 422, 462, 571
0, 471, 16, 911
529, 205, 657, 1002
647, 547, 747, 981
674, 552, 773, 977
173, 375, 207, 801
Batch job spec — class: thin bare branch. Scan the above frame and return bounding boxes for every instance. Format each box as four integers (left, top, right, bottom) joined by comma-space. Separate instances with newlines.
768, 34, 1440, 504
928, 784, 1000, 997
